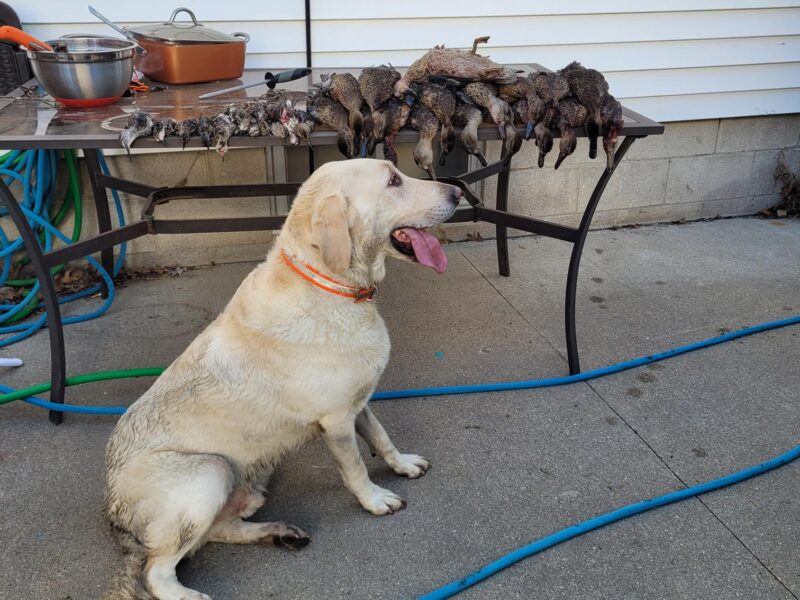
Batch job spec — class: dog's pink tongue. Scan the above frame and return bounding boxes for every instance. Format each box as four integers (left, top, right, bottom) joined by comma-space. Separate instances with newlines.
403, 228, 448, 274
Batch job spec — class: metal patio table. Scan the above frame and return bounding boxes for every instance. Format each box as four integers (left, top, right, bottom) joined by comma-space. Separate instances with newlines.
0, 66, 663, 423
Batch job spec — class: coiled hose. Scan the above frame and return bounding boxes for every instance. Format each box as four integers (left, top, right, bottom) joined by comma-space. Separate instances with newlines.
0, 149, 126, 349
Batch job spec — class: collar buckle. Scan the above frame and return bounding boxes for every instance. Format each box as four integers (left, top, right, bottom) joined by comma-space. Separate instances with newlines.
355, 287, 377, 302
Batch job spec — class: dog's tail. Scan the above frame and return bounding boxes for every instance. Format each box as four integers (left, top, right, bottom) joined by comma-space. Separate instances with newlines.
102, 527, 153, 600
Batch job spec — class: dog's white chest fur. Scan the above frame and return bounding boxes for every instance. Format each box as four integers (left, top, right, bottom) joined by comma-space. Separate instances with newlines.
116, 274, 392, 479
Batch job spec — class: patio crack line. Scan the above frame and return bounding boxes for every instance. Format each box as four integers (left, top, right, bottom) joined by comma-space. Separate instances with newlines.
584, 380, 799, 600
459, 249, 568, 365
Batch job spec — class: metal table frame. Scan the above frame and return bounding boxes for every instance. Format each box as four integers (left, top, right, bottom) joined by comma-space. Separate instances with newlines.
0, 68, 663, 424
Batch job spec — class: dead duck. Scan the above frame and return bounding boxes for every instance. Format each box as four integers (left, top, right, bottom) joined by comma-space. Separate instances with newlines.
328, 72, 365, 141
601, 93, 624, 170
253, 91, 290, 137
419, 82, 456, 166
176, 118, 198, 148
151, 116, 178, 145
197, 115, 214, 149
559, 62, 609, 160
407, 105, 440, 179
502, 122, 522, 160
223, 104, 250, 135
498, 76, 543, 139
554, 97, 589, 170
243, 101, 266, 137
268, 121, 288, 139
512, 98, 528, 128
360, 105, 375, 156
463, 82, 512, 140
394, 37, 520, 98
281, 101, 313, 146
371, 98, 411, 164
530, 71, 570, 129
359, 65, 402, 113
370, 103, 392, 152
452, 102, 488, 166
308, 93, 355, 158
119, 110, 154, 158
534, 122, 554, 168
211, 113, 237, 157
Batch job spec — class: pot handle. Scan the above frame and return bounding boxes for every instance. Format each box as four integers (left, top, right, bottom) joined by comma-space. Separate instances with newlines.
169, 8, 199, 25
0, 25, 53, 51
231, 32, 250, 43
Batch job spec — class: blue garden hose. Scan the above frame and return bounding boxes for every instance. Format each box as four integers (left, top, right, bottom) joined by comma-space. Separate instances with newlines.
418, 441, 800, 600
0, 312, 797, 598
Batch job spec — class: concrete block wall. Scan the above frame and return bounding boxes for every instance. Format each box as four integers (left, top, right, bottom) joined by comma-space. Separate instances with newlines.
2, 115, 798, 269
480, 114, 800, 232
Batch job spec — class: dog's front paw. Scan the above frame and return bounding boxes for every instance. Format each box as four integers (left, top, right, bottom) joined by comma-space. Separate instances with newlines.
359, 484, 406, 515
389, 453, 431, 479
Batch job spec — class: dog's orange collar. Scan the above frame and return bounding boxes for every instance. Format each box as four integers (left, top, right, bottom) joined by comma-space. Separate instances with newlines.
280, 249, 376, 302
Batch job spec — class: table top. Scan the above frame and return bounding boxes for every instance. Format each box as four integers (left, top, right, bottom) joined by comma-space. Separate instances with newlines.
0, 65, 663, 151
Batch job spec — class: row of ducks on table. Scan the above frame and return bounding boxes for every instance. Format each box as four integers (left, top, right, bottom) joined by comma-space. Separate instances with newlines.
118, 39, 625, 175
118, 91, 313, 158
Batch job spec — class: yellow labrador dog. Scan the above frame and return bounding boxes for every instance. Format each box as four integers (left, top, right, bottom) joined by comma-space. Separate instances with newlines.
103, 159, 461, 600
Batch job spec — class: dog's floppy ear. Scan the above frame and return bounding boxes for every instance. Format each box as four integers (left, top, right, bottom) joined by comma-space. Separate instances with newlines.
311, 193, 351, 274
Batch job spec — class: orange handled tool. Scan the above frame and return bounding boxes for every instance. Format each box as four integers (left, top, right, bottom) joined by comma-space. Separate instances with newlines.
0, 25, 53, 51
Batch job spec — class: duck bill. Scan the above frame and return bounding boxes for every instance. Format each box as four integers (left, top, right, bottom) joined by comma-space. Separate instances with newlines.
538, 150, 546, 168
474, 149, 488, 167
554, 152, 567, 170
366, 135, 378, 156
524, 121, 534, 140
336, 132, 351, 159
496, 123, 506, 140
119, 130, 138, 161
360, 139, 368, 157
425, 166, 437, 180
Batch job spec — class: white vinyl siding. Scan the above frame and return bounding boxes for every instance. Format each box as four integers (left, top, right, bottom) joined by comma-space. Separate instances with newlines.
18, 1, 800, 122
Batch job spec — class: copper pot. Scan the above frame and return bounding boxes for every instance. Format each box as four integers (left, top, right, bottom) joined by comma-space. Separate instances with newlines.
125, 8, 249, 85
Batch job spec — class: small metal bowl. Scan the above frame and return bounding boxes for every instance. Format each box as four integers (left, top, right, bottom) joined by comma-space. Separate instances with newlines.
27, 37, 138, 107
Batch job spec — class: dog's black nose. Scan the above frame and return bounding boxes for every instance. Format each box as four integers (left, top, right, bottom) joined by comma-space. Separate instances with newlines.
448, 185, 462, 205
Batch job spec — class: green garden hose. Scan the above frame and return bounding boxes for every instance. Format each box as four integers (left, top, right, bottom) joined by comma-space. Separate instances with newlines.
0, 367, 164, 406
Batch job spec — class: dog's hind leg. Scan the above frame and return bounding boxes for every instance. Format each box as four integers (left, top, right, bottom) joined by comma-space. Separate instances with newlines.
207, 487, 311, 548
356, 405, 431, 478
130, 452, 234, 600
208, 518, 310, 548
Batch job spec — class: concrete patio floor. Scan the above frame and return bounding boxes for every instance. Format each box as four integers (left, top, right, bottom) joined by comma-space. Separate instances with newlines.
1, 217, 798, 600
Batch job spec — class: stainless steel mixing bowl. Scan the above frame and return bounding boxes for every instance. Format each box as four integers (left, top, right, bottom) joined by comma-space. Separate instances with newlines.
26, 37, 137, 107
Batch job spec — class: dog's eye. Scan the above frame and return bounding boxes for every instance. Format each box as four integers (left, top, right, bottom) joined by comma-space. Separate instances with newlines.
388, 173, 402, 187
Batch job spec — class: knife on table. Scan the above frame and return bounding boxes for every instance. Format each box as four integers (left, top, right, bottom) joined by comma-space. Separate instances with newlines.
198, 69, 312, 100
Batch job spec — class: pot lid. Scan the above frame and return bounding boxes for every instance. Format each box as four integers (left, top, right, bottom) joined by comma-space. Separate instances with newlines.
126, 8, 249, 44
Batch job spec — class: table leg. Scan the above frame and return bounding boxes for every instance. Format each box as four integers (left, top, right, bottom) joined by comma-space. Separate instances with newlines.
82, 150, 115, 298
0, 179, 67, 424
494, 161, 511, 277
565, 136, 638, 375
